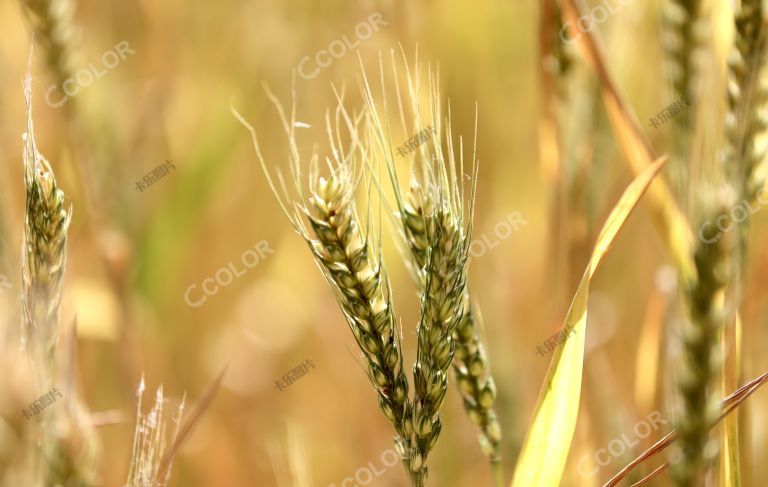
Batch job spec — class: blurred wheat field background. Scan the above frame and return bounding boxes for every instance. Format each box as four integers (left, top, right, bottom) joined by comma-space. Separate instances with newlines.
2, 0, 768, 486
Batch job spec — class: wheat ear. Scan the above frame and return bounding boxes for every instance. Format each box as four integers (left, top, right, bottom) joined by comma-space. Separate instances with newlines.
724, 0, 768, 267
662, 0, 708, 195
19, 0, 78, 87
401, 187, 501, 462
21, 79, 71, 370
662, 0, 706, 127
22, 81, 100, 487
358, 53, 479, 485
409, 182, 472, 486
673, 200, 732, 486
233, 90, 420, 484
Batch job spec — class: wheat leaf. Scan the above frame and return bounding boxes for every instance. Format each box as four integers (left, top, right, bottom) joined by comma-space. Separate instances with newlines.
559, 0, 695, 285
511, 156, 667, 487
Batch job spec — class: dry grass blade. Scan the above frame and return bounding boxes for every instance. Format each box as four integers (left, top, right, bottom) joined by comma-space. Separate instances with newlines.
126, 377, 185, 487
629, 462, 670, 487
559, 0, 696, 285
511, 156, 667, 487
153, 365, 227, 484
603, 370, 768, 487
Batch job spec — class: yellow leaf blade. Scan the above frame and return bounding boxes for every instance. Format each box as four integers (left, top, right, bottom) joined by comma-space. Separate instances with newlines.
511, 156, 667, 487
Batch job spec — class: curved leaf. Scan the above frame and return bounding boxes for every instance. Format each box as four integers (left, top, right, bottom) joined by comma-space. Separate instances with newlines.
511, 156, 667, 487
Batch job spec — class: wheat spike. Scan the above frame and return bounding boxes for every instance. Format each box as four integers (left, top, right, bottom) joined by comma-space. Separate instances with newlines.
662, 0, 708, 196
234, 89, 423, 484
21, 79, 71, 369
19, 0, 78, 87
401, 187, 501, 463
724, 0, 768, 272
673, 199, 732, 486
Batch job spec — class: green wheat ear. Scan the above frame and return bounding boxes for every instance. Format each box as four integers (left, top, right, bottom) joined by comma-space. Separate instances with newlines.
21, 78, 71, 370
22, 79, 98, 487
359, 51, 499, 483
673, 198, 732, 487
724, 0, 768, 265
19, 0, 79, 90
662, 0, 708, 197
235, 89, 422, 485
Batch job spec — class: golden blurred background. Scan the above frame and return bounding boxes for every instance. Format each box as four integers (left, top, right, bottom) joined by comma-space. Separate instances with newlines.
1, 0, 768, 486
